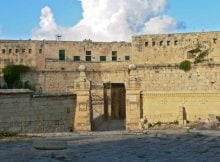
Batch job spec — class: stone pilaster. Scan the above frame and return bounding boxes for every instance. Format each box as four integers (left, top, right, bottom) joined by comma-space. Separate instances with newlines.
73, 65, 91, 132
126, 64, 141, 130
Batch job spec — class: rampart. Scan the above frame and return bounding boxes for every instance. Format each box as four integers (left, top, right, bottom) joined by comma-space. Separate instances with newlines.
1, 31, 220, 131
132, 32, 220, 64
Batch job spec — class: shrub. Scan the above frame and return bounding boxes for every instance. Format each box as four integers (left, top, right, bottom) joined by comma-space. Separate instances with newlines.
179, 60, 191, 72
169, 120, 179, 125
194, 50, 209, 64
148, 123, 153, 128
154, 121, 162, 126
188, 47, 201, 54
173, 120, 179, 125
0, 129, 17, 139
2, 65, 30, 88
104, 82, 111, 89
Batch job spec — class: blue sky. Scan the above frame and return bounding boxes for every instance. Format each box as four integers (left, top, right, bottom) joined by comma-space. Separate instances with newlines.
0, 0, 82, 39
0, 0, 220, 40
167, 0, 220, 32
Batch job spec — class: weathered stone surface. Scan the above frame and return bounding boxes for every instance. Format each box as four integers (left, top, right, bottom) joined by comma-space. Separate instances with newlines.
33, 140, 67, 150
1, 131, 220, 161
0, 91, 76, 133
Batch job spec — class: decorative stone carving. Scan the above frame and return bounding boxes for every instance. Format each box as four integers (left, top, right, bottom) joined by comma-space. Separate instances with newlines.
78, 65, 86, 72
129, 64, 137, 70
79, 102, 87, 111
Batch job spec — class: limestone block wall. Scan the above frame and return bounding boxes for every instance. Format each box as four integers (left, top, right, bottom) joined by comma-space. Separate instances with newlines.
22, 61, 129, 93
132, 32, 220, 64
0, 40, 41, 70
142, 92, 220, 123
0, 90, 76, 133
137, 64, 220, 92
23, 63, 220, 95
37, 71, 79, 93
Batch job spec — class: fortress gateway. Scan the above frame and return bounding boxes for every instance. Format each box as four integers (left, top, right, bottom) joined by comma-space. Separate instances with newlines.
1, 31, 220, 132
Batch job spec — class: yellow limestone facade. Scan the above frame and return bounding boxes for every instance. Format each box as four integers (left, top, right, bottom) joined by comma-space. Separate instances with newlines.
1, 31, 220, 131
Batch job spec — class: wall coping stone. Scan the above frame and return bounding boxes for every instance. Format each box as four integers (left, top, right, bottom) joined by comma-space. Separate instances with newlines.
0, 89, 32, 94
142, 91, 220, 96
32, 93, 76, 98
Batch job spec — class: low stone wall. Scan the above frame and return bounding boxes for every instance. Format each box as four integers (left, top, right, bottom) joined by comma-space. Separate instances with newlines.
0, 89, 76, 133
142, 91, 220, 124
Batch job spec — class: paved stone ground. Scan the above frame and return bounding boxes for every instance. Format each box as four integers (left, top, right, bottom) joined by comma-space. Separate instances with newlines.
96, 120, 125, 131
1, 130, 220, 162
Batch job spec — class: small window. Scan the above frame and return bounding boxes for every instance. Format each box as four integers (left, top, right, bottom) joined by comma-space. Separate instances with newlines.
9, 49, 12, 53
22, 49, 25, 53
100, 56, 106, 62
39, 49, 42, 53
145, 42, 148, 47
29, 49, 32, 54
59, 50, 65, 61
112, 51, 117, 61
152, 42, 156, 46
213, 38, 217, 44
125, 56, 130, 61
187, 52, 195, 59
86, 51, 92, 61
160, 41, 163, 46
73, 56, 80, 62
85, 56, 91, 61
167, 41, 171, 46
2, 49, 5, 53
174, 40, 178, 45
86, 51, 91, 55
15, 49, 19, 53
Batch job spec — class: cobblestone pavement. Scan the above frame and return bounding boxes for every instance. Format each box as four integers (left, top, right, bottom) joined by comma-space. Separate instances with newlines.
1, 130, 220, 162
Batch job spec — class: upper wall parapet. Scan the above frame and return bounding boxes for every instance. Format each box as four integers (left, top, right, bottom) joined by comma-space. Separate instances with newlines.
132, 32, 220, 48
1, 31, 220, 69
131, 31, 220, 64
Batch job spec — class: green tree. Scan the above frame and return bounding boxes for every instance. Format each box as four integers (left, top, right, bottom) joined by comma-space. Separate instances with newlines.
2, 65, 30, 88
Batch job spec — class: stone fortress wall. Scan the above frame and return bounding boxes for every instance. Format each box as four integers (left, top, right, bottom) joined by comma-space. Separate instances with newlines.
1, 31, 220, 131
132, 32, 220, 64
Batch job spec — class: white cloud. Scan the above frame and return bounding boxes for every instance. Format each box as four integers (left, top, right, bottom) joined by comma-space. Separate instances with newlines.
32, 6, 58, 40
142, 15, 177, 34
32, 0, 183, 41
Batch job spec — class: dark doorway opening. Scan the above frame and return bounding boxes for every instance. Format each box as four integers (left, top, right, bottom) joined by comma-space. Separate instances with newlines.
96, 83, 126, 131
111, 83, 126, 120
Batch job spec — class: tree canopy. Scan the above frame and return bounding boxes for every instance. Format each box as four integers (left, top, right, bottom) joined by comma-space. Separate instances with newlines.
2, 65, 30, 88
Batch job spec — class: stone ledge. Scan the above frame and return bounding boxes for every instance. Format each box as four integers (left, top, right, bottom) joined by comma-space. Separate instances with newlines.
142, 91, 220, 96
0, 89, 32, 94
32, 93, 76, 98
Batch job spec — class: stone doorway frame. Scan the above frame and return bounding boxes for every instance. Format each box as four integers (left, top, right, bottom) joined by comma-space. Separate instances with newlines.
72, 64, 142, 132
